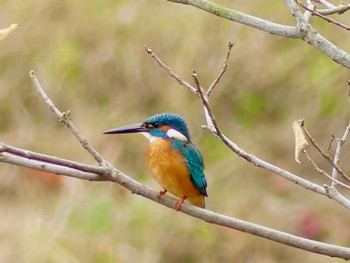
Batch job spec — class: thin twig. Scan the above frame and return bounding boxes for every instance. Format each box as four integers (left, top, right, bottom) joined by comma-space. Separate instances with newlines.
327, 134, 335, 154
207, 42, 234, 97
300, 121, 350, 184
192, 71, 219, 135
299, 2, 350, 30
30, 71, 107, 166
144, 46, 197, 94
331, 82, 350, 186
304, 151, 350, 190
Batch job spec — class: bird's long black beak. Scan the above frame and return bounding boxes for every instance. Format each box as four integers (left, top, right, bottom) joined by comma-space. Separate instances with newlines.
103, 123, 148, 135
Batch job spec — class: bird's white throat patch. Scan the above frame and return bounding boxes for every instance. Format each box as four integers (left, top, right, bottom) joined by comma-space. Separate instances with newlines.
141, 132, 158, 142
166, 128, 188, 142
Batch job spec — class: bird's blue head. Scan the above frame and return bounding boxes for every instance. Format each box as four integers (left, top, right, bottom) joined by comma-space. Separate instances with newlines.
104, 113, 191, 142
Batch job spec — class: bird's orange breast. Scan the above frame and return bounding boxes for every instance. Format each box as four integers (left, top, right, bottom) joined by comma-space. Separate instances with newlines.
146, 138, 205, 207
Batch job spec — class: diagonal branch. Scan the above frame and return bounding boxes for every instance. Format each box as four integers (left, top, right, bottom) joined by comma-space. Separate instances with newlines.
304, 151, 350, 190
144, 46, 197, 93
192, 70, 220, 135
1, 142, 350, 259
165, 0, 350, 69
312, 0, 335, 9
207, 42, 234, 97
283, 0, 350, 68
166, 0, 299, 38
147, 45, 350, 212
298, 2, 350, 30
331, 82, 350, 186
301, 122, 350, 184
317, 4, 350, 15
30, 71, 108, 166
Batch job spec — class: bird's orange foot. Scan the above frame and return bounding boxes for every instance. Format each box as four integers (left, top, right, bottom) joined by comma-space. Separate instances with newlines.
157, 189, 167, 199
175, 197, 186, 211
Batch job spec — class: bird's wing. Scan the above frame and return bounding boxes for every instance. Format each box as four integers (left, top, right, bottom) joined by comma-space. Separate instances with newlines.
180, 142, 208, 196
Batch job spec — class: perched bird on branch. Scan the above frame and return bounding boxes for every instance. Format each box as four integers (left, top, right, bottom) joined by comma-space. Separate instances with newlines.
104, 113, 207, 210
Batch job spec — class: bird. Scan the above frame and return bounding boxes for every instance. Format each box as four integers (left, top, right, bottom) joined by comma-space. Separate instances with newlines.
104, 112, 207, 210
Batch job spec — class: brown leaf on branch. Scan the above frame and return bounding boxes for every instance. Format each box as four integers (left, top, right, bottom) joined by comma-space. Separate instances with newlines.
293, 120, 309, 163
0, 24, 18, 43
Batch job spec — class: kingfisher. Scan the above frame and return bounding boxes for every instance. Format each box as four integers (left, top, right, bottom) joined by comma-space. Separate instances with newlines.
104, 113, 207, 210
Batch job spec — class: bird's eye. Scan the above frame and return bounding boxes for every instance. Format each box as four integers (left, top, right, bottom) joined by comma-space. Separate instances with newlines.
143, 122, 160, 129
143, 123, 155, 129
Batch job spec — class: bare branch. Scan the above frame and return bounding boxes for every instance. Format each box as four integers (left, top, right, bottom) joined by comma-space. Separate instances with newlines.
304, 151, 350, 190
0, 152, 105, 181
167, 0, 299, 38
299, 2, 350, 30
301, 121, 350, 184
1, 143, 350, 259
331, 82, 350, 186
166, 0, 350, 68
145, 45, 350, 211
207, 42, 233, 97
0, 37, 342, 259
30, 71, 107, 166
303, 0, 314, 21
144, 46, 197, 94
326, 134, 335, 154
191, 70, 217, 133
0, 143, 106, 175
317, 4, 350, 15
283, 0, 350, 68
311, 0, 336, 9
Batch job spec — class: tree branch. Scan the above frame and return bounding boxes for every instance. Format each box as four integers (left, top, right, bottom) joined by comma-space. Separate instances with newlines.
301, 121, 350, 184
145, 45, 350, 211
165, 0, 350, 69
332, 83, 350, 186
1, 142, 350, 259
298, 2, 350, 30
30, 71, 108, 166
207, 42, 233, 97
304, 151, 350, 190
167, 0, 299, 37
1, 45, 349, 259
317, 4, 350, 15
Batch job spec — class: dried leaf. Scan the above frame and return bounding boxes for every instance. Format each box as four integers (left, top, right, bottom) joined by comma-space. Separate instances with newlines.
292, 120, 309, 163
0, 24, 18, 43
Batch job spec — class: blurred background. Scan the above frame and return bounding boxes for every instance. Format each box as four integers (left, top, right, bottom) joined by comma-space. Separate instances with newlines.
1, 0, 350, 262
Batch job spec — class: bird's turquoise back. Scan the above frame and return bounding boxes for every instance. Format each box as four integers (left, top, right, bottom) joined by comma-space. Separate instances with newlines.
172, 139, 207, 196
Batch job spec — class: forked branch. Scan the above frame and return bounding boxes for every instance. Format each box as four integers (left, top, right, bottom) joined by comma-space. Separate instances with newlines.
145, 44, 350, 211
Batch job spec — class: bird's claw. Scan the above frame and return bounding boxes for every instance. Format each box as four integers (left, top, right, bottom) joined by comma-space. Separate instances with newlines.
157, 189, 167, 199
175, 197, 186, 211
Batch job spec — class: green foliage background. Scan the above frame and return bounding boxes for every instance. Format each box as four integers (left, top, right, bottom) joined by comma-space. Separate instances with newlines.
1, 1, 350, 262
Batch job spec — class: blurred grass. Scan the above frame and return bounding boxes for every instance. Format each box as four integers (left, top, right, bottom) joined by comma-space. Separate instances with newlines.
1, 0, 350, 262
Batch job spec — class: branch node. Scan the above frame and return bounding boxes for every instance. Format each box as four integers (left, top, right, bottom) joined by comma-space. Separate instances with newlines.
144, 45, 153, 55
